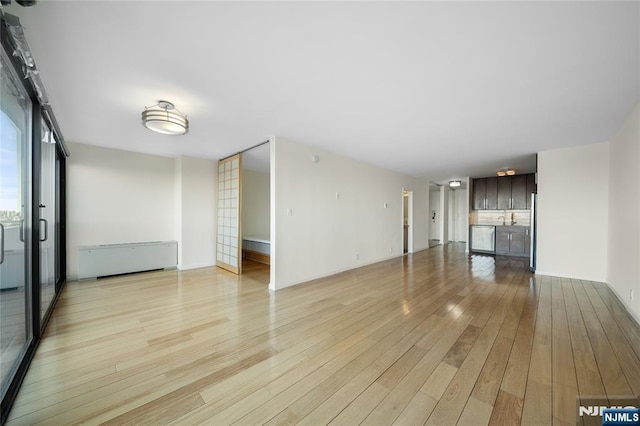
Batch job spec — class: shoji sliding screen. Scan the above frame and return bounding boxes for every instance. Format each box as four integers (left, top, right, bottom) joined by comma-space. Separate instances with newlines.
217, 154, 242, 274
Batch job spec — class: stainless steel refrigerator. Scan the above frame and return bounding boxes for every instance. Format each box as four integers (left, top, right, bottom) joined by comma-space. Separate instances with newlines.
530, 193, 537, 272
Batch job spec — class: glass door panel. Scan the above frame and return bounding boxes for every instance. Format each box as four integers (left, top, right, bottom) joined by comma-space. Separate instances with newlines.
0, 48, 33, 400
216, 154, 242, 274
39, 120, 56, 322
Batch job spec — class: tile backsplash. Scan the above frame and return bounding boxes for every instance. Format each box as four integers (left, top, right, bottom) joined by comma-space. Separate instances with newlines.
471, 210, 531, 226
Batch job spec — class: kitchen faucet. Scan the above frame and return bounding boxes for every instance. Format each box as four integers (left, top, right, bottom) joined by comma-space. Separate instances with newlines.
498, 215, 506, 226
511, 212, 517, 226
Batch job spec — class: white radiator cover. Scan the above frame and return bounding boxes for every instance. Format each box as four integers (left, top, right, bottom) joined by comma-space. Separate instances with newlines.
78, 241, 178, 280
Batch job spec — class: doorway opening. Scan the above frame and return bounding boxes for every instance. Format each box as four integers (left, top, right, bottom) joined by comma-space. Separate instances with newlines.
429, 184, 441, 247
240, 142, 271, 284
402, 189, 413, 254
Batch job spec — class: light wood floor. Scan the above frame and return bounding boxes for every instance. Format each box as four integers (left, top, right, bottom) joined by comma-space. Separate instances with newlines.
6, 244, 640, 425
1, 281, 56, 391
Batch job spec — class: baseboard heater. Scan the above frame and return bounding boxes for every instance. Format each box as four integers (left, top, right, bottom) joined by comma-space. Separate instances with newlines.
78, 241, 178, 280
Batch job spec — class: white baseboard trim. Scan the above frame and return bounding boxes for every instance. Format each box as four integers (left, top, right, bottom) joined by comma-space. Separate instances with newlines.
177, 263, 216, 271
535, 271, 640, 327
534, 270, 607, 283
271, 253, 402, 291
605, 282, 640, 328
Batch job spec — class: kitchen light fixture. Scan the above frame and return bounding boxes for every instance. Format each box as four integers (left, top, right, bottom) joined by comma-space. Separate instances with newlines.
497, 169, 516, 176
449, 180, 461, 188
141, 100, 189, 135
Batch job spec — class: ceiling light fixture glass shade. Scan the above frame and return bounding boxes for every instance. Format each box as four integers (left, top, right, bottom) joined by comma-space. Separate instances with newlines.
497, 169, 516, 176
449, 180, 461, 188
142, 100, 189, 135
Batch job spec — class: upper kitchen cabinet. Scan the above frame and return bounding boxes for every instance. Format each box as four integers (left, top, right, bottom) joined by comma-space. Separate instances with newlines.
472, 178, 486, 210
498, 175, 527, 209
473, 177, 498, 210
473, 173, 535, 210
511, 174, 528, 209
497, 177, 511, 209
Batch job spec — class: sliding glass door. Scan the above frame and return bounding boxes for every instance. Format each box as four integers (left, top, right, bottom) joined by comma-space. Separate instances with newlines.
1, 14, 68, 422
55, 148, 64, 291
39, 120, 57, 323
0, 48, 33, 402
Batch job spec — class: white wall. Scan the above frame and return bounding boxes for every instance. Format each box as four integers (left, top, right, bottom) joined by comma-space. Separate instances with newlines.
175, 156, 217, 270
537, 142, 610, 282
607, 103, 640, 322
270, 137, 429, 290
66, 142, 176, 279
241, 169, 270, 238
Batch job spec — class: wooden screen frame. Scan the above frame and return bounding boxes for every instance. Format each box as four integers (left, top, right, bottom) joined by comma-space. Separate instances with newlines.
216, 154, 242, 274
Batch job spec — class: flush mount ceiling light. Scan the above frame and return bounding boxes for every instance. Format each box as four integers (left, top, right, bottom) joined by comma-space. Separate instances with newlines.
449, 180, 461, 188
141, 100, 189, 135
497, 169, 516, 177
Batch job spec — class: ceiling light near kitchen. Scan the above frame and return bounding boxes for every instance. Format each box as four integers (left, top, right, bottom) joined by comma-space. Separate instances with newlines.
497, 169, 516, 176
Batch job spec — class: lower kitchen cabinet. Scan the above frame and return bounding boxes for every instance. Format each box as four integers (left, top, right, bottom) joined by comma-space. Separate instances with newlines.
495, 226, 530, 257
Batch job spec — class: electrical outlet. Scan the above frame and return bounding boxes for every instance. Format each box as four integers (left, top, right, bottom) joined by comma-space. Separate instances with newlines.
286, 208, 293, 216
631, 289, 635, 301
336, 192, 340, 200
389, 247, 393, 253
355, 253, 359, 261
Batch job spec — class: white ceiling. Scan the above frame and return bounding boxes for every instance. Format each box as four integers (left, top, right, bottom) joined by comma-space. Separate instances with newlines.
4, 1, 639, 183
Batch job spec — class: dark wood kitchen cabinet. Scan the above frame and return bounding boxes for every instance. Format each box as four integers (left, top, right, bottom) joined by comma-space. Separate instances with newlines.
511, 174, 528, 209
496, 174, 532, 210
473, 173, 534, 210
472, 177, 498, 210
497, 177, 511, 210
473, 178, 486, 210
480, 173, 536, 210
510, 229, 528, 255
495, 228, 510, 254
495, 226, 530, 257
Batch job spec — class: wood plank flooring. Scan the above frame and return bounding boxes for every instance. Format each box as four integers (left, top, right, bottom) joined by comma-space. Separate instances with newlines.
6, 244, 640, 425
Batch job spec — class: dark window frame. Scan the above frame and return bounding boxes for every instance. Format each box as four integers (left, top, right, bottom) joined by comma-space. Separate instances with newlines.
1, 14, 68, 424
